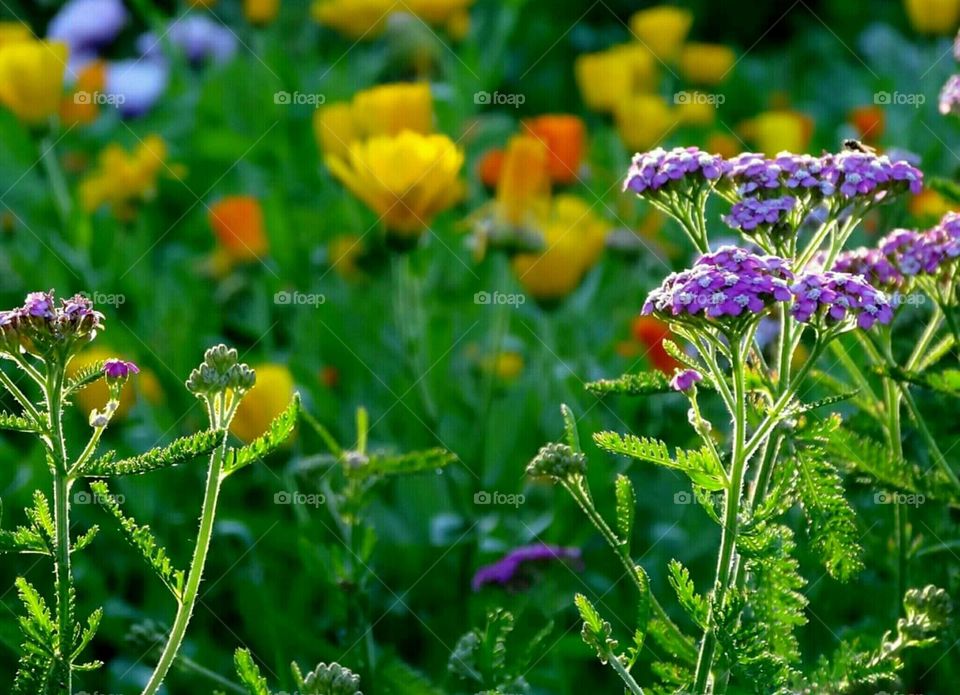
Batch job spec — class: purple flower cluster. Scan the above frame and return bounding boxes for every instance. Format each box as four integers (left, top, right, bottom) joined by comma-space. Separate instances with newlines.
471, 544, 581, 591
791, 272, 892, 329
727, 152, 834, 198
0, 291, 104, 356
824, 151, 923, 200
724, 195, 797, 233
642, 246, 794, 320
623, 147, 727, 194
833, 247, 903, 290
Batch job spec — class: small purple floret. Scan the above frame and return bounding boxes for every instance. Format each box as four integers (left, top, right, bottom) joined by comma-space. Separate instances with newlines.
624, 147, 728, 194
471, 544, 581, 591
670, 369, 702, 392
103, 359, 140, 380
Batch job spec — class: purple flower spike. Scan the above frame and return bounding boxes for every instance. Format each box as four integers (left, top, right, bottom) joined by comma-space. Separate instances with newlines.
940, 75, 960, 117
471, 544, 581, 591
642, 246, 794, 321
790, 271, 892, 329
103, 359, 139, 381
670, 369, 702, 392
724, 195, 797, 232
624, 147, 728, 195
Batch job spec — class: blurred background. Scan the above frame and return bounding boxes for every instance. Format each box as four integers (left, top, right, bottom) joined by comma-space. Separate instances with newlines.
0, 0, 959, 692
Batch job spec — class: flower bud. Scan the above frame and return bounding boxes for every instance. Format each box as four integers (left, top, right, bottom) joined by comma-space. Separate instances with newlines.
526, 442, 586, 480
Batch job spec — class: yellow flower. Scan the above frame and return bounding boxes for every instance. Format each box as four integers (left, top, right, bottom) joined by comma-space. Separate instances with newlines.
628, 5, 692, 61
909, 188, 956, 220
496, 134, 550, 228
446, 9, 470, 40
68, 347, 163, 419
311, 0, 471, 38
740, 110, 812, 156
325, 131, 464, 236
351, 82, 433, 138
905, 0, 960, 33
614, 95, 675, 151
0, 40, 68, 125
511, 195, 609, 301
675, 92, 716, 126
575, 45, 657, 112
230, 364, 296, 442
0, 22, 31, 49
244, 0, 280, 24
679, 43, 736, 85
80, 135, 179, 217
313, 102, 358, 159
481, 351, 524, 381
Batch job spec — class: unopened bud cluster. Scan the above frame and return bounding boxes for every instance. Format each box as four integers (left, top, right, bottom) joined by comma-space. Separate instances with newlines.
526, 442, 587, 480
186, 344, 256, 396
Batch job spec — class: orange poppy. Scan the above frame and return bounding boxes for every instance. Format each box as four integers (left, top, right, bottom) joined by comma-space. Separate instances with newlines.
208, 195, 268, 261
630, 315, 679, 373
522, 114, 585, 185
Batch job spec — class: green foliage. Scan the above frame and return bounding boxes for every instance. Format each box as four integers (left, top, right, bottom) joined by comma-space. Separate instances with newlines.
375, 655, 444, 695
234, 648, 270, 695
63, 360, 106, 398
11, 577, 74, 695
225, 394, 301, 476
0, 411, 37, 433
793, 449, 863, 581
560, 402, 581, 452
667, 560, 708, 630
593, 431, 727, 490
293, 660, 364, 695
574, 594, 617, 663
77, 429, 224, 477
346, 448, 457, 481
882, 364, 960, 397
448, 608, 542, 693
585, 370, 674, 396
1, 491, 56, 556
614, 474, 635, 552
89, 481, 185, 599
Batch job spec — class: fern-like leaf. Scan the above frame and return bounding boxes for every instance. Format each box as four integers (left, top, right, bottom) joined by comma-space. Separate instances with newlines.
586, 370, 673, 396
667, 559, 708, 629
235, 648, 271, 695
346, 448, 456, 481
593, 431, 727, 490
78, 429, 224, 477
614, 474, 635, 553
90, 481, 184, 599
0, 411, 38, 432
63, 360, 107, 397
225, 394, 300, 476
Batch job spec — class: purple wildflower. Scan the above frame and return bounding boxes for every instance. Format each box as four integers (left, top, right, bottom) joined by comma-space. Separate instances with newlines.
670, 369, 702, 392
0, 291, 105, 358
940, 75, 960, 117
623, 147, 728, 194
47, 0, 128, 56
137, 16, 238, 67
833, 247, 904, 290
724, 195, 797, 232
790, 271, 892, 329
23, 291, 56, 319
103, 359, 139, 381
106, 59, 170, 118
471, 544, 581, 591
822, 151, 923, 201
642, 246, 794, 320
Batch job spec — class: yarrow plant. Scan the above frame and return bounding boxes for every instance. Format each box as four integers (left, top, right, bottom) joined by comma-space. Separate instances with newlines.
0, 291, 310, 694
527, 144, 955, 694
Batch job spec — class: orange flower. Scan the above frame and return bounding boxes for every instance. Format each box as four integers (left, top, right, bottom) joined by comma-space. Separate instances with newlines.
909, 188, 956, 220
208, 195, 269, 262
630, 316, 678, 373
522, 114, 585, 185
245, 0, 280, 24
60, 59, 105, 126
706, 132, 741, 159
496, 135, 550, 227
849, 105, 885, 142
477, 148, 504, 188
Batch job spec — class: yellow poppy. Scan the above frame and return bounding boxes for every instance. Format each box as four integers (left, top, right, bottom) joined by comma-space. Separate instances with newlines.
706, 132, 742, 159
0, 40, 68, 125
628, 5, 693, 61
325, 131, 464, 236
0, 22, 31, 49
496, 134, 550, 228
230, 364, 296, 442
511, 195, 609, 301
679, 43, 736, 85
675, 92, 716, 126
244, 0, 280, 24
312, 0, 471, 38
80, 135, 180, 217
575, 45, 657, 112
614, 95, 675, 151
481, 351, 524, 381
740, 110, 812, 156
351, 82, 433, 138
313, 103, 358, 159
904, 0, 960, 33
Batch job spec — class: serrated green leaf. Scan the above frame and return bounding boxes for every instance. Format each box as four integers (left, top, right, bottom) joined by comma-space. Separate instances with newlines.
881, 365, 960, 397
301, 407, 342, 458
90, 481, 184, 599
586, 370, 673, 396
346, 448, 456, 481
0, 411, 38, 433
78, 429, 224, 477
560, 403, 581, 453
614, 474, 635, 552
594, 431, 727, 490
225, 394, 300, 476
667, 559, 708, 629
235, 648, 270, 695
574, 593, 617, 662
0, 526, 50, 556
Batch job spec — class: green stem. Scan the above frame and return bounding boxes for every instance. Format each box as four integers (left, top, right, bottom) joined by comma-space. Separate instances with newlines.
0, 365, 42, 424
693, 341, 747, 694
141, 430, 229, 695
899, 385, 960, 492
607, 651, 645, 695
39, 136, 72, 229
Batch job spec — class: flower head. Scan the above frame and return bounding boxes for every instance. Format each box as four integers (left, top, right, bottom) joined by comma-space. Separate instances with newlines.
48, 0, 127, 54
628, 5, 692, 61
833, 247, 904, 291
642, 246, 793, 321
822, 150, 923, 201
613, 95, 674, 151
103, 358, 139, 381
723, 195, 797, 233
624, 147, 727, 195
471, 544, 581, 591
0, 39, 68, 124
208, 195, 268, 262
0, 291, 105, 359
521, 114, 585, 185
526, 442, 586, 479
80, 135, 179, 218
679, 42, 735, 85
670, 368, 702, 392
790, 271, 892, 329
